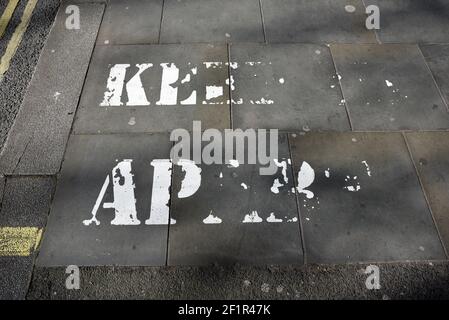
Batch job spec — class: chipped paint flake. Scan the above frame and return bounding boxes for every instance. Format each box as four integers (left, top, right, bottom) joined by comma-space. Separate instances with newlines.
203, 211, 222, 224
274, 159, 288, 183
345, 5, 356, 13
180, 73, 191, 84
203, 61, 222, 69
266, 213, 283, 223
296, 161, 315, 199
206, 85, 223, 100
243, 211, 263, 223
362, 160, 372, 177
177, 159, 202, 198
228, 159, 240, 168
271, 178, 283, 194
344, 175, 361, 192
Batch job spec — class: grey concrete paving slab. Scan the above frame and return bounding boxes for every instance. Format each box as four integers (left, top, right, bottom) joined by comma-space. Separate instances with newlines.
97, 0, 162, 45
168, 134, 303, 265
0, 2, 104, 175
331, 44, 449, 131
37, 134, 172, 266
406, 132, 449, 256
27, 262, 449, 299
74, 44, 230, 134
289, 132, 445, 264
365, 0, 449, 43
230, 44, 350, 131
160, 0, 264, 43
420, 45, 449, 110
261, 0, 377, 44
0, 177, 55, 300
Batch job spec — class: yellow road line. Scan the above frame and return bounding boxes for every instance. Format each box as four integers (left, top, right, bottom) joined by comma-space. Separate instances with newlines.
0, 227, 42, 256
0, 0, 20, 39
0, 0, 38, 79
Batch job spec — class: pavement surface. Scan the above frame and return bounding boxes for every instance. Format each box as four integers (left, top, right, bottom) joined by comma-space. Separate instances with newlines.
1, 0, 449, 300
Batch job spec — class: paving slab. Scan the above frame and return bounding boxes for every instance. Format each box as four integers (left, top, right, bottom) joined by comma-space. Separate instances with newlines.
365, 0, 449, 43
420, 45, 449, 110
289, 132, 445, 264
74, 44, 230, 134
97, 0, 162, 45
406, 132, 449, 256
261, 0, 377, 44
230, 44, 350, 131
37, 134, 172, 266
168, 134, 303, 265
331, 44, 449, 131
0, 177, 55, 299
160, 0, 264, 43
0, 2, 104, 175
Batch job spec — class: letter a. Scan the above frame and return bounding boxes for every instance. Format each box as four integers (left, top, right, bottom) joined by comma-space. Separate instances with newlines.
83, 159, 140, 226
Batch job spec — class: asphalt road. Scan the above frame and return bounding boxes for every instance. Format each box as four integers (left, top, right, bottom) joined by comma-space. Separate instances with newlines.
28, 262, 449, 299
0, 0, 60, 149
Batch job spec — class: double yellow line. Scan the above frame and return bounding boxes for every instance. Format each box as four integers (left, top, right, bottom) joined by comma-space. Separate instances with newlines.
0, 1, 43, 257
0, 0, 38, 79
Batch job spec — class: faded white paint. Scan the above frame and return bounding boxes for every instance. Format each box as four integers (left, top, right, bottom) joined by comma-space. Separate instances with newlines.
84, 160, 140, 226
345, 5, 356, 13
180, 74, 191, 84
243, 211, 263, 223
270, 178, 283, 194
83, 175, 109, 226
203, 62, 222, 69
180, 90, 196, 105
226, 76, 235, 91
227, 159, 240, 168
100, 64, 129, 106
274, 159, 288, 184
156, 63, 179, 105
146, 159, 174, 225
205, 85, 223, 100
362, 160, 372, 177
126, 64, 152, 106
266, 212, 283, 223
344, 175, 361, 192
296, 161, 315, 199
203, 211, 222, 224
177, 159, 202, 198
